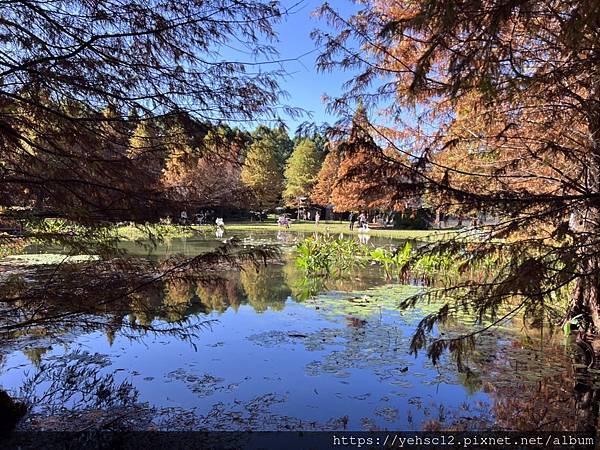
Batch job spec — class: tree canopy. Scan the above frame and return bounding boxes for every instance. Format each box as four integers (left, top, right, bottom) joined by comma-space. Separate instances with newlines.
0, 0, 293, 223
315, 0, 600, 353
311, 146, 340, 208
283, 139, 323, 207
241, 130, 287, 211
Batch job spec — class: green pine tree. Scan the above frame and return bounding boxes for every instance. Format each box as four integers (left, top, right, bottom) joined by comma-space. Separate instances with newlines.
241, 136, 284, 211
283, 139, 323, 207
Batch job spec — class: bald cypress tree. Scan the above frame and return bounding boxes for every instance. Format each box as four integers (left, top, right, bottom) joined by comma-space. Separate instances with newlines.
315, 0, 600, 359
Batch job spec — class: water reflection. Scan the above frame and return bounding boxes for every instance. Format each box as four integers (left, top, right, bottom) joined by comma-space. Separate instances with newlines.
2, 234, 599, 433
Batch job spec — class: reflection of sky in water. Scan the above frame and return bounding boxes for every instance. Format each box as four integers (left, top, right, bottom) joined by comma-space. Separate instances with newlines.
1, 294, 489, 430
5, 232, 570, 430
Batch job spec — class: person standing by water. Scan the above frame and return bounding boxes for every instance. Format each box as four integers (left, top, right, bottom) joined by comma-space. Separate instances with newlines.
315, 211, 320, 226
215, 217, 225, 238
358, 212, 366, 229
349, 212, 356, 230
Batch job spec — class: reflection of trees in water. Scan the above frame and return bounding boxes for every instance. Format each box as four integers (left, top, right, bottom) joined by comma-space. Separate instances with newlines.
0, 262, 309, 431
418, 372, 597, 432
195, 273, 244, 313
163, 278, 194, 323
483, 361, 598, 432
13, 350, 147, 431
0, 244, 287, 431
128, 284, 164, 327
282, 261, 325, 301
240, 262, 290, 312
417, 325, 600, 432
573, 378, 600, 433
484, 368, 578, 430
1, 252, 383, 351
22, 347, 51, 369
126, 263, 300, 319
20, 351, 138, 414
0, 239, 279, 340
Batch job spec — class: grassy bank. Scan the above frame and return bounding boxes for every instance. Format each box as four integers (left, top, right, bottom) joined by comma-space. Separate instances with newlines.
116, 219, 454, 241
214, 220, 448, 239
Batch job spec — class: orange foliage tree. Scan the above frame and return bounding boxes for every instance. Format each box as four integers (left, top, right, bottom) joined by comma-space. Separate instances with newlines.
329, 105, 414, 213
161, 126, 250, 210
311, 144, 340, 207
314, 0, 600, 353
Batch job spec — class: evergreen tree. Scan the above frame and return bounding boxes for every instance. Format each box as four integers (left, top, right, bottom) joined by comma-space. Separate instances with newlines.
241, 134, 285, 211
330, 105, 407, 212
251, 125, 293, 170
161, 123, 198, 200
128, 120, 167, 189
317, 0, 600, 353
127, 121, 160, 160
283, 139, 323, 207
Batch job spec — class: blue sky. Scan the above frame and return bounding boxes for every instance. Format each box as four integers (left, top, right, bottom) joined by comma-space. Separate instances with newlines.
271, 0, 359, 130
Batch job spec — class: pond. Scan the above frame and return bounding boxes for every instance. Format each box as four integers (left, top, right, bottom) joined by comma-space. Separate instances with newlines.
0, 230, 593, 431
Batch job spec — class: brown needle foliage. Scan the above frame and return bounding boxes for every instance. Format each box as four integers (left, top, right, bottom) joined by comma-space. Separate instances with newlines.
314, 0, 600, 361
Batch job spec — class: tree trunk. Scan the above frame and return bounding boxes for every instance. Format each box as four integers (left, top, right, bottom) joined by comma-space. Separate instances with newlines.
568, 265, 600, 332
567, 200, 600, 331
568, 95, 600, 332
574, 380, 600, 433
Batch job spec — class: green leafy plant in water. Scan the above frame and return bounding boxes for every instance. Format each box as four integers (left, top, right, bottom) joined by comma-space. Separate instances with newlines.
295, 236, 367, 278
296, 236, 416, 281
413, 252, 453, 275
369, 242, 412, 278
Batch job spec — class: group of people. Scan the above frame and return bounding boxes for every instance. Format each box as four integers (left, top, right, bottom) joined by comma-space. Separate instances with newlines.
179, 209, 216, 225
179, 210, 225, 237
277, 215, 290, 228
348, 212, 368, 232
178, 209, 376, 234
278, 211, 321, 228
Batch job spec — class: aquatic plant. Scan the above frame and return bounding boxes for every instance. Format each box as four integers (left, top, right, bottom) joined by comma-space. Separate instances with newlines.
369, 242, 412, 278
295, 236, 368, 277
294, 235, 575, 371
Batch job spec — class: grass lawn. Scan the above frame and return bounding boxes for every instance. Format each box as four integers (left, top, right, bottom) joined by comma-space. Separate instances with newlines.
195, 219, 454, 240
116, 219, 457, 241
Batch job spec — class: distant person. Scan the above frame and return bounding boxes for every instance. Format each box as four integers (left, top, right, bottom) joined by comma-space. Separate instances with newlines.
180, 210, 188, 225
278, 215, 290, 228
215, 217, 225, 237
315, 211, 320, 226
349, 212, 355, 230
358, 212, 366, 229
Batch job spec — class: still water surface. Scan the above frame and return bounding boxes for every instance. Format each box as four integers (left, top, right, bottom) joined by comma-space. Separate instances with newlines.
1, 231, 579, 430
